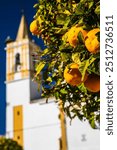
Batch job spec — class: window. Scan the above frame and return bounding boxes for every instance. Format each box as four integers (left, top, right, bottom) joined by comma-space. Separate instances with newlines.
17, 136, 20, 140
15, 53, 21, 72
17, 111, 20, 116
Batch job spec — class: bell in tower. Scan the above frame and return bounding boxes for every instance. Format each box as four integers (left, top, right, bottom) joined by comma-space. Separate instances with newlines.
15, 53, 21, 72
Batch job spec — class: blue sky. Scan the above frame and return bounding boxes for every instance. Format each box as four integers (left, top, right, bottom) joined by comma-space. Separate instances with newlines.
0, 0, 44, 135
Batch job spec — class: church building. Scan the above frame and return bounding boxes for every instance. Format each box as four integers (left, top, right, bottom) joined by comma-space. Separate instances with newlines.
5, 15, 100, 150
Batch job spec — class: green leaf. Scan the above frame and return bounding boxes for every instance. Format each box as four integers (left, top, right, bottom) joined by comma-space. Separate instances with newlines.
35, 61, 46, 76
56, 14, 67, 25
77, 31, 85, 44
61, 53, 70, 62
54, 27, 68, 34
75, 3, 84, 15
78, 18, 84, 26
72, 53, 81, 64
79, 55, 96, 80
89, 117, 96, 129
63, 16, 71, 27
57, 78, 62, 86
33, 3, 39, 9
78, 83, 87, 94
42, 48, 49, 56
88, 2, 94, 9
46, 76, 52, 82
95, 5, 100, 15
55, 92, 60, 99
60, 89, 68, 94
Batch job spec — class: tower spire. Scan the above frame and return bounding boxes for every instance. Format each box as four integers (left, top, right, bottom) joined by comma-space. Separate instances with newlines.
16, 15, 30, 41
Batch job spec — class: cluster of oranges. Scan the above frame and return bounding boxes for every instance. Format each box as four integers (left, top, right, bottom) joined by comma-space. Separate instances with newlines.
62, 25, 100, 54
30, 21, 100, 53
62, 26, 100, 93
64, 63, 100, 93
30, 20, 100, 93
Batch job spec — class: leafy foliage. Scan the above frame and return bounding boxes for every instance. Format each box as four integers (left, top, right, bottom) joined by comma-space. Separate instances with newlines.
0, 137, 23, 150
31, 0, 100, 129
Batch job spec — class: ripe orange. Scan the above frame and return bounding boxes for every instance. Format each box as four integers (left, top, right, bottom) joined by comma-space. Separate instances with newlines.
30, 20, 40, 35
84, 74, 100, 92
64, 63, 88, 86
85, 28, 100, 53
67, 26, 87, 48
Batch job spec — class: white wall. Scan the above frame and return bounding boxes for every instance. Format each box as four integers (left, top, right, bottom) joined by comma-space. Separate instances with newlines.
23, 100, 100, 150
30, 79, 42, 100
23, 102, 61, 150
66, 118, 100, 150
6, 106, 14, 138
6, 78, 100, 150
6, 79, 30, 138
6, 79, 30, 106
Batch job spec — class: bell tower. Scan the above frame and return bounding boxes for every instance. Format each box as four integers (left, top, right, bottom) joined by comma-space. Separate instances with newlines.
7, 15, 32, 81
6, 15, 41, 100
6, 15, 42, 146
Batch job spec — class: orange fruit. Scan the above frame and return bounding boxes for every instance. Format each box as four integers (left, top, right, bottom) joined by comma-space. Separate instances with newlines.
84, 74, 100, 92
85, 28, 100, 53
67, 26, 87, 48
30, 20, 40, 35
64, 63, 88, 86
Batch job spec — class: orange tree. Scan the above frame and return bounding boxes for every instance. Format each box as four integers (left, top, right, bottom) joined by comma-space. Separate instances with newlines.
0, 137, 23, 150
30, 0, 100, 129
